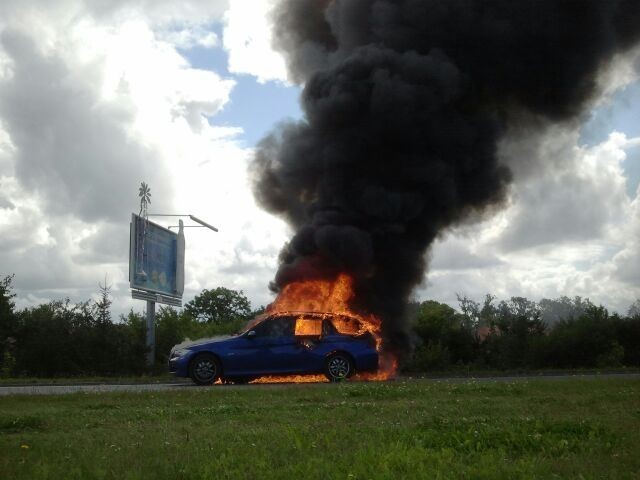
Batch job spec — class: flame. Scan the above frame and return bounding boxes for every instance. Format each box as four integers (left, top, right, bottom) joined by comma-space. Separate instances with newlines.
249, 273, 397, 384
294, 318, 322, 336
252, 374, 328, 384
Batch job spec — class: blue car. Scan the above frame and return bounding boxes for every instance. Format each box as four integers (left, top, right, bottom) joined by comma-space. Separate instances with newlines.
169, 312, 379, 385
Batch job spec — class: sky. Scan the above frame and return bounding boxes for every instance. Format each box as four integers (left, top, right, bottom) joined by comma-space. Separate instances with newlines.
0, 0, 639, 318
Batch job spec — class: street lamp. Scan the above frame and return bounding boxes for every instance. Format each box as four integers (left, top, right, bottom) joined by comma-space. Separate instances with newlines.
147, 214, 219, 232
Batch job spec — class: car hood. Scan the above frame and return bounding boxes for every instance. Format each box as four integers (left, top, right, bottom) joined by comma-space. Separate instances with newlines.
171, 335, 234, 352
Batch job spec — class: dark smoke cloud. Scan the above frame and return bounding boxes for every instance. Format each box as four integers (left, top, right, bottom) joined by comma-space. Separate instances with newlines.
252, 0, 640, 353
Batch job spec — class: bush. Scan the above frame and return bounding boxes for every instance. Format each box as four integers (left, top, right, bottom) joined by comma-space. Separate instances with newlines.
596, 341, 625, 368
408, 342, 451, 371
411, 300, 477, 367
406, 296, 640, 372
10, 302, 147, 377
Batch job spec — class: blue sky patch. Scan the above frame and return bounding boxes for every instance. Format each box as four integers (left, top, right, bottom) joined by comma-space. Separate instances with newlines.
580, 80, 640, 146
569, 80, 640, 197
180, 29, 302, 147
211, 76, 302, 146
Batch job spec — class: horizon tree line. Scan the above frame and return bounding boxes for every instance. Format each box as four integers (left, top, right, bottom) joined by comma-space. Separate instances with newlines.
1, 274, 639, 377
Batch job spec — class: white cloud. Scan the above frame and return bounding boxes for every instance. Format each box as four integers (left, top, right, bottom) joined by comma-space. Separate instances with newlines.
156, 26, 219, 50
498, 130, 630, 251
164, 141, 289, 310
423, 131, 640, 313
222, 0, 288, 83
610, 165, 640, 286
84, 0, 230, 28
0, 0, 288, 316
0, 121, 15, 172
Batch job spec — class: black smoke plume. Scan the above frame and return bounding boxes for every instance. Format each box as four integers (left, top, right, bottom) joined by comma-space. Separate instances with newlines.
252, 0, 640, 353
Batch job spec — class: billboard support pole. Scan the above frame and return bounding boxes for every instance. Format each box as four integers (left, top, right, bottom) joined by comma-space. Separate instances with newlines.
130, 182, 217, 371
146, 300, 156, 368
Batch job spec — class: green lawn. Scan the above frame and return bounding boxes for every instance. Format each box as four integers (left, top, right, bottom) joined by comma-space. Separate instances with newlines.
1, 378, 638, 479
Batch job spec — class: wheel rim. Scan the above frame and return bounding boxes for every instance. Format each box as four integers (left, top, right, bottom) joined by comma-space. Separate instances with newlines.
194, 357, 216, 382
328, 356, 350, 379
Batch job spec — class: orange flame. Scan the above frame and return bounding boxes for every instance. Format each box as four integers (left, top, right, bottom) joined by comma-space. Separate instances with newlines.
294, 318, 323, 336
250, 273, 397, 384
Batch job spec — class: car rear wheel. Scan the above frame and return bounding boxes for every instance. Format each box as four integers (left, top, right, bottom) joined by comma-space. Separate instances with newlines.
324, 353, 354, 382
189, 353, 220, 385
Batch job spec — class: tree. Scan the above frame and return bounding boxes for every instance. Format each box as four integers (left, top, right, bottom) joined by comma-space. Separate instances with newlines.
494, 297, 545, 335
185, 287, 252, 324
539, 296, 595, 326
0, 274, 16, 321
93, 278, 112, 323
0, 276, 16, 341
413, 300, 460, 340
14, 300, 88, 376
479, 294, 498, 328
410, 300, 476, 369
540, 305, 620, 368
628, 299, 640, 319
456, 294, 480, 329
0, 275, 17, 376
155, 306, 186, 365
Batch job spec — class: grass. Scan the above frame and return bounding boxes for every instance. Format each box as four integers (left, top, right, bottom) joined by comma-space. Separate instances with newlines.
2, 367, 637, 386
0, 377, 639, 479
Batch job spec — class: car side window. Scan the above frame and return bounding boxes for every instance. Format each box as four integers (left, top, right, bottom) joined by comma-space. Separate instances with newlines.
295, 317, 322, 337
271, 317, 295, 337
251, 320, 270, 337
253, 317, 295, 338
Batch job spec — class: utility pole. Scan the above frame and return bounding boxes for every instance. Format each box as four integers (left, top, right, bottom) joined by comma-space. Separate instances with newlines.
146, 300, 155, 367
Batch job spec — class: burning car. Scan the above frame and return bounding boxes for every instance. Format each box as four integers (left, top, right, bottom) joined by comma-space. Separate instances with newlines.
169, 311, 379, 385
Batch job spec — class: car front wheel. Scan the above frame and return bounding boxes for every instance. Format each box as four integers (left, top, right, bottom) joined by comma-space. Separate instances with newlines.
324, 353, 354, 382
189, 353, 220, 385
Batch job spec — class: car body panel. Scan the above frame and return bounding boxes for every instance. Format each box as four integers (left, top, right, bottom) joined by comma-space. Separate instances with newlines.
169, 313, 379, 380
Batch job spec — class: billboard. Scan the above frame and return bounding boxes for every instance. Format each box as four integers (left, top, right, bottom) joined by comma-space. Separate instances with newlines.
129, 214, 185, 299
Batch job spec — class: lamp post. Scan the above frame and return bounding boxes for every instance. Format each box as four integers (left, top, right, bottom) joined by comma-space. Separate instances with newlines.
148, 214, 219, 232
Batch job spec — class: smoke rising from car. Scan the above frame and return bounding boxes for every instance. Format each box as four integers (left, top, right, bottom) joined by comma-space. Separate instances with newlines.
251, 0, 640, 354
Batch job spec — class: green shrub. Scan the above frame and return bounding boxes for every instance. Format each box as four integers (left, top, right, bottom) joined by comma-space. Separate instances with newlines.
408, 342, 451, 371
596, 341, 625, 368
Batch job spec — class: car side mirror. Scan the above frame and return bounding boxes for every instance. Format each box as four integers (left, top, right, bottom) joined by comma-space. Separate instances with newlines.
246, 330, 256, 338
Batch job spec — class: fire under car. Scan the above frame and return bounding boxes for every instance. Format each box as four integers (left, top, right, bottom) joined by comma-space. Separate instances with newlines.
168, 312, 379, 385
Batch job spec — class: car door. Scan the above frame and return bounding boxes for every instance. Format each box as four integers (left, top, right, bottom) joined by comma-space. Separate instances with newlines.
288, 316, 326, 372
219, 332, 267, 375
225, 316, 298, 375
257, 316, 300, 373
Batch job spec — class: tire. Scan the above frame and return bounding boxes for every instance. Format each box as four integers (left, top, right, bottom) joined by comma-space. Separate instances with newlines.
324, 353, 354, 382
189, 353, 221, 385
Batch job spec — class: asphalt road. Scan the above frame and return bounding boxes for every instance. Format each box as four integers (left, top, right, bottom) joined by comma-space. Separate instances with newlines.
1, 372, 638, 396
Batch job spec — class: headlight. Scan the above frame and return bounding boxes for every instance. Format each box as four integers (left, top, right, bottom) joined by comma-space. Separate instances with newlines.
170, 349, 189, 359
